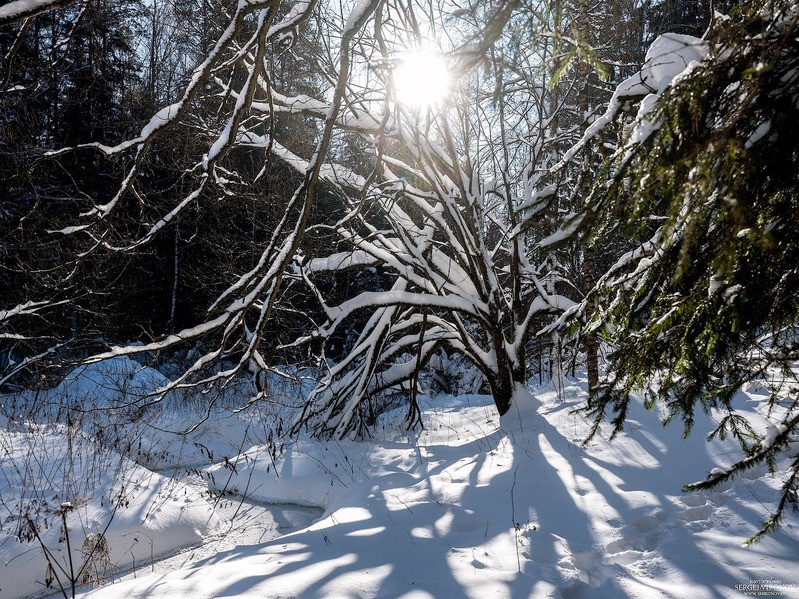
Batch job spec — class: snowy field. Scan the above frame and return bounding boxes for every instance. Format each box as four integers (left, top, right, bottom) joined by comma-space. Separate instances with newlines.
1, 358, 797, 598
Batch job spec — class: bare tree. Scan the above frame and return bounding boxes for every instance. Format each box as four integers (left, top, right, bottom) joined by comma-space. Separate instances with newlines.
277, 0, 598, 436
1, 0, 611, 433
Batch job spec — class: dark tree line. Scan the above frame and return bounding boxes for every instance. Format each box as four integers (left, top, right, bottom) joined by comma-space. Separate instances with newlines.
1, 0, 333, 367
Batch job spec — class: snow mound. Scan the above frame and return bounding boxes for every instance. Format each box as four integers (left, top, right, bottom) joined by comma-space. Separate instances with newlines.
0, 427, 223, 599
640, 33, 707, 92
52, 357, 171, 408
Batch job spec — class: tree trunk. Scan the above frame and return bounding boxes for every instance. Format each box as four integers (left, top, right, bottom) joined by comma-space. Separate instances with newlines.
491, 367, 512, 416
584, 246, 599, 390
585, 326, 599, 389
489, 351, 525, 416
574, 0, 600, 391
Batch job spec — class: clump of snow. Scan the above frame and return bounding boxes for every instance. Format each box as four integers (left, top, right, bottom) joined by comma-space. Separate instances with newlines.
640, 33, 708, 92
745, 120, 772, 148
708, 274, 726, 296
554, 33, 708, 172
723, 284, 742, 302
139, 103, 182, 139
0, 0, 66, 21
763, 422, 789, 449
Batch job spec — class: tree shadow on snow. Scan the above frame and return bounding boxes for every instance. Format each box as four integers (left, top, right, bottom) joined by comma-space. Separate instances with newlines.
110, 389, 794, 598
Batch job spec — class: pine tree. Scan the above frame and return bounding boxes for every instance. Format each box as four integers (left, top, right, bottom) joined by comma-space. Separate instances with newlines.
571, 0, 799, 540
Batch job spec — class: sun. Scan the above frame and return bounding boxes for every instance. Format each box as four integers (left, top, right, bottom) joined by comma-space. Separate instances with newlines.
392, 50, 452, 109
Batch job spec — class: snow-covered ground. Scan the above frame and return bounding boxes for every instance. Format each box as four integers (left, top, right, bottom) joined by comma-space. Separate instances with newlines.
1, 360, 798, 598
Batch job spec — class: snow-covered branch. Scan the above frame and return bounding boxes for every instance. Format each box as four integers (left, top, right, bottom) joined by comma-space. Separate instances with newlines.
0, 0, 80, 24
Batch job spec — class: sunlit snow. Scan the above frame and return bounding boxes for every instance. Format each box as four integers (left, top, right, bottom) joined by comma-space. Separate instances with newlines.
1, 359, 796, 599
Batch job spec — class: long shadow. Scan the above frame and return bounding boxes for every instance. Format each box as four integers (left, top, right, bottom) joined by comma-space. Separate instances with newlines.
536, 390, 797, 597
413, 390, 759, 597
92, 388, 797, 598
426, 408, 623, 597
193, 492, 475, 597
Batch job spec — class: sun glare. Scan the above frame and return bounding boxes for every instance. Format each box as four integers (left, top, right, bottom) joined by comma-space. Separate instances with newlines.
392, 50, 451, 109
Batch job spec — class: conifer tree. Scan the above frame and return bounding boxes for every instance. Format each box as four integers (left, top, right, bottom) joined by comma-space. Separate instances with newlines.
566, 0, 799, 540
